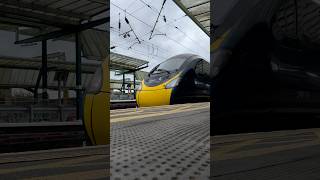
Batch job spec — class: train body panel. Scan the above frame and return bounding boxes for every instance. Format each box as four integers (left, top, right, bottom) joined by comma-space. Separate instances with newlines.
136, 88, 172, 107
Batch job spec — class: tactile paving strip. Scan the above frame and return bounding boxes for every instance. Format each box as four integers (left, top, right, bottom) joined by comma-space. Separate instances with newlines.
110, 106, 210, 180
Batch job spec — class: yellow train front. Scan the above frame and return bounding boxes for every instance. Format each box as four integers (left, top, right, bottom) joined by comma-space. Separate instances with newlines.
83, 59, 109, 145
136, 54, 210, 107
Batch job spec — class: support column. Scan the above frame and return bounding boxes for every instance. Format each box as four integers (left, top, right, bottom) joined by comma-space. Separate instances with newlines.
133, 72, 136, 98
34, 68, 42, 104
42, 40, 47, 102
58, 78, 61, 106
63, 78, 67, 105
122, 73, 125, 94
58, 76, 62, 122
75, 32, 82, 121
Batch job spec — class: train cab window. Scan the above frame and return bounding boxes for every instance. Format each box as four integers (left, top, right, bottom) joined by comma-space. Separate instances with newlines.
151, 56, 187, 73
203, 61, 210, 76
195, 60, 210, 76
195, 60, 205, 76
195, 60, 211, 86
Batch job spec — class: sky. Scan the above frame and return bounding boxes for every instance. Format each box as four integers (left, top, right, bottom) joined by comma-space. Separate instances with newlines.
110, 0, 210, 72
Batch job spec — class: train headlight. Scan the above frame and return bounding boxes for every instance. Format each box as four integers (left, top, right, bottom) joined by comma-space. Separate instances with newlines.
165, 77, 180, 89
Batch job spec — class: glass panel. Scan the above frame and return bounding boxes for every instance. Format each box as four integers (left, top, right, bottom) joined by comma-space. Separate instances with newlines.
152, 56, 188, 73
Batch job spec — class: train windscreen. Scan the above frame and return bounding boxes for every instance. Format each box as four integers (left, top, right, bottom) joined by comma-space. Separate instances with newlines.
152, 56, 187, 73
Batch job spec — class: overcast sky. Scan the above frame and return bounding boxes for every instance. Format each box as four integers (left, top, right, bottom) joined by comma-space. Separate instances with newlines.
110, 0, 210, 72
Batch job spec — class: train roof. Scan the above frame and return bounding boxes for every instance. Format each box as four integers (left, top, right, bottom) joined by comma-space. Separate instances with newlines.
168, 53, 207, 61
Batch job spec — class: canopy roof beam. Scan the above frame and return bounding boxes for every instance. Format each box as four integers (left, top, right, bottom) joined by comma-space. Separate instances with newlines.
0, 6, 78, 28
15, 17, 109, 44
0, 1, 91, 20
173, 0, 210, 37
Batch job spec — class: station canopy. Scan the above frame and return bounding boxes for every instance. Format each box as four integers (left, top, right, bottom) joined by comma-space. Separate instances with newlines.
0, 0, 108, 30
0, 52, 148, 90
0, 1, 149, 90
0, 1, 109, 56
110, 52, 148, 71
173, 0, 210, 36
0, 54, 97, 90
0, 54, 98, 74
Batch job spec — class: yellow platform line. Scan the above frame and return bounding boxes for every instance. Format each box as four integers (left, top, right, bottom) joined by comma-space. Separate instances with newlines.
111, 103, 207, 118
111, 102, 209, 114
111, 102, 200, 114
111, 104, 209, 123
110, 105, 183, 116
110, 109, 145, 118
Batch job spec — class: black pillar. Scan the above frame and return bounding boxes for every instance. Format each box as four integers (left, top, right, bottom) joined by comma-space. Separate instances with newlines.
122, 73, 125, 94
133, 72, 136, 97
34, 68, 42, 103
42, 40, 47, 101
75, 32, 82, 121
58, 77, 62, 106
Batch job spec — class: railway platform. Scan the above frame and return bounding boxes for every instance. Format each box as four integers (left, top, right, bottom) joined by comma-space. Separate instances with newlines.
111, 102, 211, 180
212, 128, 320, 179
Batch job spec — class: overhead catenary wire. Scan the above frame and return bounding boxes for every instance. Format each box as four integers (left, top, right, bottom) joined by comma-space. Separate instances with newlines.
149, 0, 167, 40
125, 16, 141, 44
133, 1, 207, 53
138, 0, 162, 15
111, 2, 199, 54
169, 24, 209, 52
140, 14, 187, 37
110, 27, 172, 54
118, 12, 121, 35
135, 1, 207, 52
111, 30, 172, 54
111, 40, 169, 60
125, 0, 138, 10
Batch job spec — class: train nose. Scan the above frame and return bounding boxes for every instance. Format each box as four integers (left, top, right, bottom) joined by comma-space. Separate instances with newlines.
136, 82, 172, 107
84, 93, 109, 145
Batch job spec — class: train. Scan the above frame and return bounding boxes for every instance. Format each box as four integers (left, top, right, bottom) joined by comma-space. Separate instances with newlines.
136, 54, 210, 107
82, 54, 210, 145
83, 59, 109, 145
212, 0, 320, 134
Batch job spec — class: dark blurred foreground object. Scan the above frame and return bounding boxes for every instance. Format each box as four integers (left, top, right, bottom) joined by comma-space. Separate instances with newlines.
211, 0, 320, 135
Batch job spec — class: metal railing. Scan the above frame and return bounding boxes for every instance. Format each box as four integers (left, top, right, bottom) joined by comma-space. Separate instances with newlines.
0, 99, 76, 123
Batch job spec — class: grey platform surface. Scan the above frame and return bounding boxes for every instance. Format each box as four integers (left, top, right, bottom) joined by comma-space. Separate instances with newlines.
0, 103, 209, 179
212, 128, 320, 180
111, 102, 211, 180
0, 145, 109, 179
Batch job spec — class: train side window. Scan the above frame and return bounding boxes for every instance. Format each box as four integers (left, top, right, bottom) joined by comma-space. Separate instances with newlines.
195, 60, 204, 76
203, 61, 210, 76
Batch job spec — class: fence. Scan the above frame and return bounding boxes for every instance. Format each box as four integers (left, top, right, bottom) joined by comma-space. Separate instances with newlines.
0, 104, 76, 123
